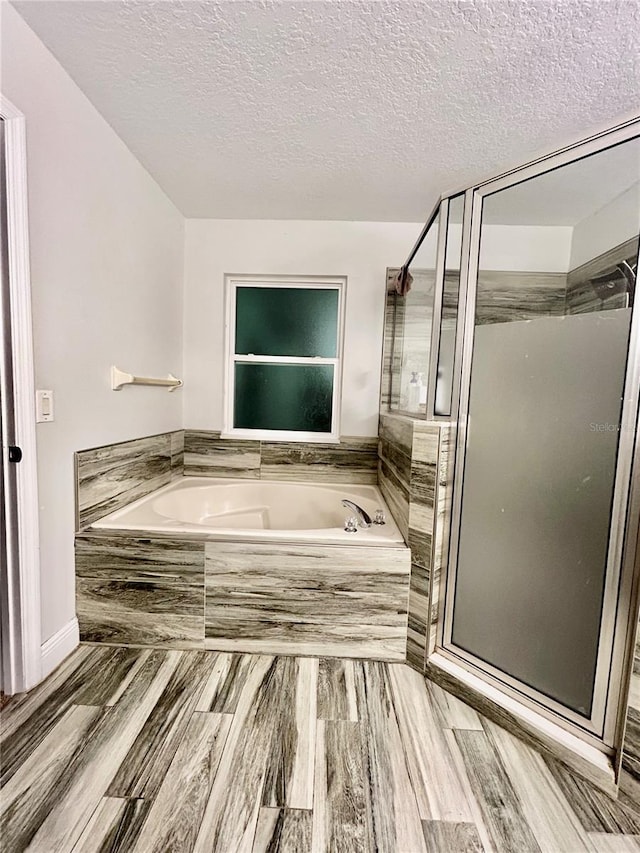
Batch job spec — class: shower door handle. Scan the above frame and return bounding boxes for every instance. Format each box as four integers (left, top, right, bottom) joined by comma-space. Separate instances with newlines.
8, 445, 22, 463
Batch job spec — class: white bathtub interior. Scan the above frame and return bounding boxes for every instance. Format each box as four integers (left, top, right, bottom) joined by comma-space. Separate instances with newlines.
90, 477, 406, 546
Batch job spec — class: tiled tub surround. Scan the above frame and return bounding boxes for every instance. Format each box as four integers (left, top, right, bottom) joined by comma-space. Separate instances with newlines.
76, 533, 410, 659
75, 430, 184, 529
76, 431, 378, 533
378, 412, 452, 671
183, 430, 378, 482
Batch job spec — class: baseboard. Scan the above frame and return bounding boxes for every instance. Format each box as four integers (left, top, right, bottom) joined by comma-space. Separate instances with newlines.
40, 617, 79, 679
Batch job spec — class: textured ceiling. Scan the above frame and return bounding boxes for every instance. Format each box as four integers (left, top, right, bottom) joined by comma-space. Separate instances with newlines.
11, 0, 640, 221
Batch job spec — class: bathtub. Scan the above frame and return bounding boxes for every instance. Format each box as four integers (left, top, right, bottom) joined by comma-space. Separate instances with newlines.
90, 476, 405, 547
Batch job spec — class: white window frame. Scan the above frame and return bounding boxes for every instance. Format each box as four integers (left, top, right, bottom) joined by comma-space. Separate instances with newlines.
223, 274, 346, 443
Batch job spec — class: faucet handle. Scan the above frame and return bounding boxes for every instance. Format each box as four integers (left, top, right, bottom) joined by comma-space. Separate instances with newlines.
344, 516, 358, 533
374, 509, 386, 525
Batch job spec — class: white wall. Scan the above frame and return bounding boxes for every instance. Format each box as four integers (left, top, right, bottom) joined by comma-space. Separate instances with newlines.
183, 220, 422, 437
1, 5, 185, 644
570, 183, 640, 270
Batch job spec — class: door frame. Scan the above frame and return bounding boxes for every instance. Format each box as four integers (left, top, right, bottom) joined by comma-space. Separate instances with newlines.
1, 94, 42, 694
437, 117, 640, 750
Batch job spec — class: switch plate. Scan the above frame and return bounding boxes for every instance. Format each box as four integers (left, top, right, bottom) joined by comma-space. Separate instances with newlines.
36, 390, 54, 422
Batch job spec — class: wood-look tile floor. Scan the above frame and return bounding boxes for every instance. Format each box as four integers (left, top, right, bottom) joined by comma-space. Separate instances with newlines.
2, 646, 640, 853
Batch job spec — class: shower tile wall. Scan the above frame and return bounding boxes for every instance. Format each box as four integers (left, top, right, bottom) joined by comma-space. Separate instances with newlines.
475, 271, 566, 325
378, 413, 449, 672
566, 237, 638, 315
183, 430, 378, 483
75, 431, 182, 529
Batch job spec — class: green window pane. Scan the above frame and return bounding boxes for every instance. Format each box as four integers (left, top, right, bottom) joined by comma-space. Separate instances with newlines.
234, 363, 334, 432
235, 287, 339, 357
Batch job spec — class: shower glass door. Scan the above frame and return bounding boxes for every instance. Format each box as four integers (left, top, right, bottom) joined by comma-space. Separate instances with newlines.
443, 131, 640, 739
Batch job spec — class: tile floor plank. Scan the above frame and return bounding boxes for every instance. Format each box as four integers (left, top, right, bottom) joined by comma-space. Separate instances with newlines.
317, 658, 358, 722
389, 663, 475, 822
24, 650, 181, 853
0, 704, 104, 852
484, 718, 591, 852
585, 833, 640, 852
193, 655, 282, 853
426, 679, 484, 731
354, 661, 427, 853
262, 656, 318, 810
72, 797, 150, 852
454, 729, 542, 853
252, 807, 313, 853
422, 820, 485, 852
546, 758, 640, 835
0, 646, 116, 784
0, 644, 92, 737
312, 719, 369, 853
107, 650, 216, 798
5, 644, 640, 853
132, 711, 232, 852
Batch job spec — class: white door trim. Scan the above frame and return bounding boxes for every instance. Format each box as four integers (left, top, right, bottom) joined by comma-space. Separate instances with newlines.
1, 94, 42, 693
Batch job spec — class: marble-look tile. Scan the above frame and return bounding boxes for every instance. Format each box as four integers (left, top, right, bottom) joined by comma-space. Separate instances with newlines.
3, 650, 180, 852
388, 663, 475, 823
0, 704, 106, 851
585, 833, 640, 852
623, 706, 640, 785
545, 758, 640, 835
378, 433, 413, 487
484, 718, 590, 852
0, 643, 93, 741
427, 660, 620, 801
312, 720, 368, 853
253, 807, 313, 853
566, 238, 638, 316
195, 652, 256, 713
454, 729, 543, 852
76, 433, 172, 528
475, 271, 566, 326
76, 534, 205, 649
73, 797, 150, 853
132, 712, 232, 852
406, 561, 429, 672
262, 657, 318, 810
170, 429, 185, 478
422, 821, 485, 853
193, 656, 283, 852
184, 429, 261, 478
108, 651, 216, 798
426, 680, 483, 731
75, 534, 205, 582
379, 413, 414, 459
354, 661, 427, 852
378, 457, 410, 542
0, 645, 123, 785
317, 658, 359, 722
428, 423, 454, 655
260, 438, 378, 484
204, 542, 410, 661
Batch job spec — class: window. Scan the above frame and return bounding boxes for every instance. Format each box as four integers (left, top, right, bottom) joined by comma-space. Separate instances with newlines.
224, 275, 345, 441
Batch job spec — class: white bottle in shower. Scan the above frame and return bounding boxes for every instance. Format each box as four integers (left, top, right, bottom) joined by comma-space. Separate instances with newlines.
418, 372, 427, 406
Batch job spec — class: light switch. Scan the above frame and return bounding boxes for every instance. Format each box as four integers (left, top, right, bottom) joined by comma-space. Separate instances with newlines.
36, 390, 54, 422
